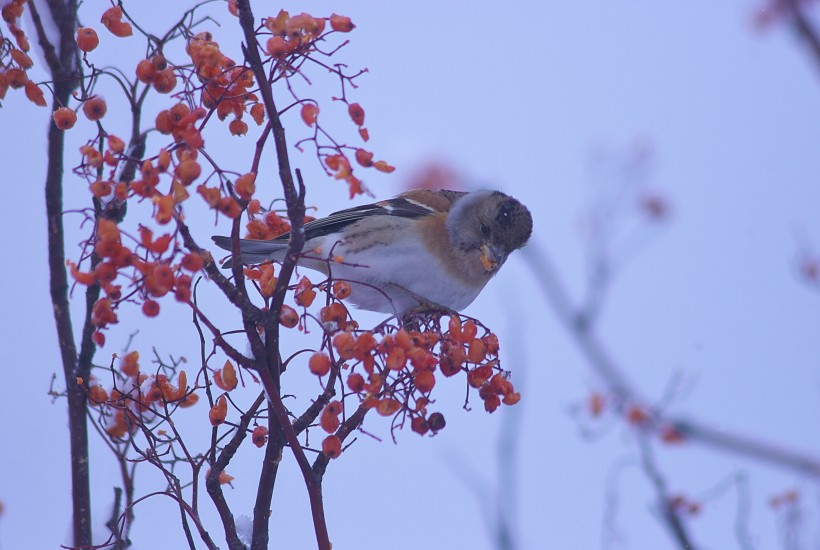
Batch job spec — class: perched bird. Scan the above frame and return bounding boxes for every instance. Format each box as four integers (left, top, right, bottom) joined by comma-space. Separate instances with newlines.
212, 189, 533, 316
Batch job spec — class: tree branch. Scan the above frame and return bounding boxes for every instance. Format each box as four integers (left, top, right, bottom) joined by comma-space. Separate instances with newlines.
32, 0, 91, 546
524, 244, 820, 476
785, 0, 820, 76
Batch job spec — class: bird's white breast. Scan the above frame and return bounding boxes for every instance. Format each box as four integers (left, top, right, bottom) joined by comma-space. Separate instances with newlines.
299, 231, 483, 315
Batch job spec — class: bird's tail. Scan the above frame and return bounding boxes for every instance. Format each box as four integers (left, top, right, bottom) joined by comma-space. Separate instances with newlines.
211, 236, 288, 268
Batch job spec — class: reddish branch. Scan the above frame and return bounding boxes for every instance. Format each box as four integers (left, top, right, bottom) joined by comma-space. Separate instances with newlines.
233, 2, 328, 549
206, 393, 266, 550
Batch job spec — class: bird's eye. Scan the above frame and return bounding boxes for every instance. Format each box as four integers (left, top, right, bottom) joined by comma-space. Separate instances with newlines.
480, 223, 490, 238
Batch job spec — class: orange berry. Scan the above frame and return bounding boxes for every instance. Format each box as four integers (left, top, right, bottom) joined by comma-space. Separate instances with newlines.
214, 360, 238, 391
588, 393, 605, 417
105, 284, 122, 301
155, 110, 173, 134
217, 196, 242, 219
105, 410, 128, 438
142, 299, 160, 317
153, 68, 177, 94
301, 103, 319, 127
250, 103, 265, 125
216, 471, 234, 485
89, 180, 112, 198
135, 59, 156, 83
354, 148, 373, 167
330, 14, 355, 33
321, 435, 342, 459
175, 160, 201, 185
279, 305, 299, 328
107, 135, 125, 154
660, 425, 684, 444
373, 160, 395, 173
151, 54, 168, 71
174, 282, 191, 303
626, 405, 649, 425
92, 331, 106, 347
332, 332, 356, 360
76, 27, 99, 52
10, 49, 33, 69
120, 351, 140, 377
147, 264, 175, 297
252, 425, 268, 448
109, 21, 133, 38
101, 7, 132, 38
386, 347, 406, 371
395, 330, 413, 350
326, 400, 342, 416
1, 3, 23, 22
263, 211, 291, 235
411, 416, 429, 435
88, 384, 108, 405
229, 118, 248, 136
502, 392, 521, 406
52, 107, 77, 130
482, 333, 500, 356
295, 286, 316, 308
489, 373, 513, 395
441, 340, 466, 376
157, 149, 172, 172
331, 281, 352, 300
413, 370, 436, 393
6, 67, 26, 89
266, 36, 289, 59
234, 172, 256, 200
180, 392, 199, 408
320, 407, 340, 433
467, 338, 486, 363
320, 303, 348, 331
181, 252, 204, 272
97, 218, 121, 243
169, 102, 191, 124
24, 80, 46, 107
309, 352, 331, 376
82, 96, 107, 121
484, 394, 501, 413
354, 332, 377, 357
375, 398, 401, 417
209, 395, 228, 426
94, 262, 117, 285
68, 261, 95, 286
346, 175, 364, 198
346, 372, 364, 393
466, 365, 493, 389
447, 315, 461, 339
461, 319, 478, 342
347, 102, 364, 126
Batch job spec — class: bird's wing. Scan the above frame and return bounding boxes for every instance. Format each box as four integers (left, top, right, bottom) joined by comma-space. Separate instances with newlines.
212, 190, 468, 250
285, 192, 466, 242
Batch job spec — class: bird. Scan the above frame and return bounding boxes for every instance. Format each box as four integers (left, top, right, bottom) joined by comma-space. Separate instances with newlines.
212, 189, 533, 316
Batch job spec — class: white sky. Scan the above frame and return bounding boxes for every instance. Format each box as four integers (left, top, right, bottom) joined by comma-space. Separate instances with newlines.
2, 1, 820, 548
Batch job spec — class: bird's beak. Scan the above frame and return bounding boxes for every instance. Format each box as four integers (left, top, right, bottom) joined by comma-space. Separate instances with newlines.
479, 243, 505, 272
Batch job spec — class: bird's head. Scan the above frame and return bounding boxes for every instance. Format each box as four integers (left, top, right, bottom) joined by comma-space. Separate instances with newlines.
448, 191, 533, 274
